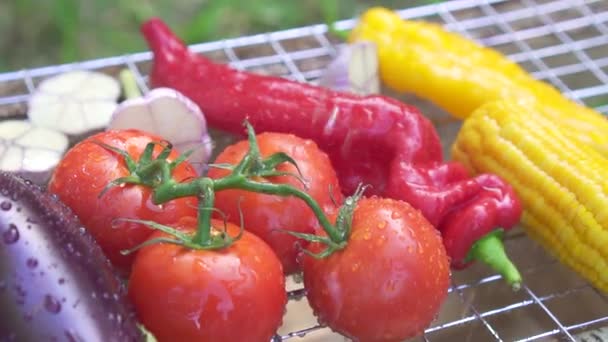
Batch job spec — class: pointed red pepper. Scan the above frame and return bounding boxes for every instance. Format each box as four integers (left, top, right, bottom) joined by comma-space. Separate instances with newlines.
140, 18, 523, 288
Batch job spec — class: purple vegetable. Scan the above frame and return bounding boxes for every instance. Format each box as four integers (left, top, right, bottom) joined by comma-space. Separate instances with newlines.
0, 172, 143, 341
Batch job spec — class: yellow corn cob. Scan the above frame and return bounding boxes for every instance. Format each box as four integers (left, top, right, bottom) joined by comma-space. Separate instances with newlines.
348, 7, 608, 156
452, 100, 608, 292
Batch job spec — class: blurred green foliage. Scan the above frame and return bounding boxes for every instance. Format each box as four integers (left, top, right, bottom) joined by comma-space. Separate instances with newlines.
0, 0, 438, 72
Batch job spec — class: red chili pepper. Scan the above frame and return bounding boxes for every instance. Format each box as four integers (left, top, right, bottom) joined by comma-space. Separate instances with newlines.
141, 18, 524, 287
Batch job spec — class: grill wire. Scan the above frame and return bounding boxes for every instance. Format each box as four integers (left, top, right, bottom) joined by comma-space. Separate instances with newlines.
1, 0, 608, 341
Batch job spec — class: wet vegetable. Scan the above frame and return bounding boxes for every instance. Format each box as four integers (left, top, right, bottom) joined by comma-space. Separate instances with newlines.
108, 70, 213, 174
0, 120, 68, 184
128, 217, 286, 342
302, 196, 450, 341
208, 131, 343, 275
0, 172, 143, 341
27, 71, 120, 135
47, 129, 198, 273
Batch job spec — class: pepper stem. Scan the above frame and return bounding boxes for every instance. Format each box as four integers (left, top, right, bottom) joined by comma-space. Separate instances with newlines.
119, 69, 143, 99
466, 229, 522, 291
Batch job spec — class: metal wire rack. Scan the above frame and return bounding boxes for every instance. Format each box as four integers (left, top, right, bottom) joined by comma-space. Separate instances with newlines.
1, 0, 608, 341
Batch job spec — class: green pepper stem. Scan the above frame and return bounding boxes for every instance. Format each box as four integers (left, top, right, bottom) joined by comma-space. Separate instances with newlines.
467, 229, 522, 291
119, 69, 143, 99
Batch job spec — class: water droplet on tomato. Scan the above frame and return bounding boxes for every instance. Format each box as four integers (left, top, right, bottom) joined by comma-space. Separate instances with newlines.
377, 220, 386, 229
351, 263, 360, 272
44, 295, 61, 313
363, 230, 372, 240
391, 211, 402, 219
0, 201, 12, 211
2, 224, 19, 244
26, 258, 38, 269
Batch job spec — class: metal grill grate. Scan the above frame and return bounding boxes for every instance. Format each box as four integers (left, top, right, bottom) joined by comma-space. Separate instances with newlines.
1, 0, 608, 341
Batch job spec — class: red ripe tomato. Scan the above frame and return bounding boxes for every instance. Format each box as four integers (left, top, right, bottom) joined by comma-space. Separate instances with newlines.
302, 197, 450, 342
208, 132, 343, 274
128, 217, 287, 342
48, 129, 198, 273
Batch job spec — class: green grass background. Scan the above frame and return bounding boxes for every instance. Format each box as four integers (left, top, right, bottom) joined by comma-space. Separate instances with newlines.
0, 0, 440, 72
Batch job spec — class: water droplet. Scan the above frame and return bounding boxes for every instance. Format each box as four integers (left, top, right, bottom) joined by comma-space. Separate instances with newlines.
58, 278, 65, 285
91, 292, 97, 299
391, 211, 402, 219
2, 224, 19, 244
351, 263, 360, 272
26, 258, 38, 269
108, 313, 115, 321
78, 227, 86, 235
65, 330, 78, 342
65, 243, 74, 253
0, 201, 12, 211
377, 221, 386, 229
44, 295, 61, 314
15, 285, 26, 297
363, 230, 372, 241
102, 292, 110, 299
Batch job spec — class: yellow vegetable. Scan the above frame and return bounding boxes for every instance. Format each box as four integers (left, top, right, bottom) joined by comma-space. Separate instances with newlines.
452, 100, 608, 293
348, 7, 608, 156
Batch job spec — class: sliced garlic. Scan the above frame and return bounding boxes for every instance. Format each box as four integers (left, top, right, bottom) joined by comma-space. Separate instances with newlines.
27, 71, 120, 135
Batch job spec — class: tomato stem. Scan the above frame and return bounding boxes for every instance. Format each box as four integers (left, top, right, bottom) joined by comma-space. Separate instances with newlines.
102, 120, 364, 253
192, 178, 215, 246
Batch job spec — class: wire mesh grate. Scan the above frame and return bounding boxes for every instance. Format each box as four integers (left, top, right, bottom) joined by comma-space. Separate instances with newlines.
1, 0, 608, 341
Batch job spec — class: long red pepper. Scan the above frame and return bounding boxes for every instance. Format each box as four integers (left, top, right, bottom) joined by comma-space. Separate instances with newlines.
140, 18, 523, 280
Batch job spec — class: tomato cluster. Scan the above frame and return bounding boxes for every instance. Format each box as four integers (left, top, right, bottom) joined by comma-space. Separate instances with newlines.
48, 128, 450, 342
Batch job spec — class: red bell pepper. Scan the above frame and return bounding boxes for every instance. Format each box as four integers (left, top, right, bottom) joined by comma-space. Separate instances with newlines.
140, 18, 524, 288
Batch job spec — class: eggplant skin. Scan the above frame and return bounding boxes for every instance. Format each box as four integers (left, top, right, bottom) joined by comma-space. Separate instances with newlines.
0, 172, 143, 342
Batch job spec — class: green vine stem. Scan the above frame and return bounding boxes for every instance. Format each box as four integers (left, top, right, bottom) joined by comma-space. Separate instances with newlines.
100, 121, 362, 255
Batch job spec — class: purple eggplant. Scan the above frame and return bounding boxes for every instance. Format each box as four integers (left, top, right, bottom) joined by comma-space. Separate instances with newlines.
0, 172, 143, 342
